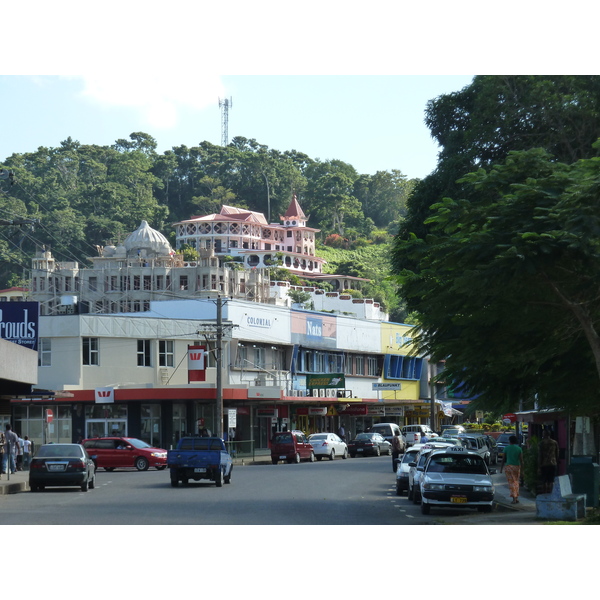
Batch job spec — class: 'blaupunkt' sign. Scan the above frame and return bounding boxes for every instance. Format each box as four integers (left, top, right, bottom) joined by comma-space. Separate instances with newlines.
0, 302, 39, 351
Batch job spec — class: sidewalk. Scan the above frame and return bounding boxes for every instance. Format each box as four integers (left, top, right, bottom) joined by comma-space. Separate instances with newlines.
491, 470, 537, 513
0, 469, 29, 495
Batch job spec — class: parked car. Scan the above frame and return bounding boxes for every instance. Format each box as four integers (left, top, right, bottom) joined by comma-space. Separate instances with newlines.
402, 424, 438, 447
441, 424, 466, 436
271, 431, 315, 464
484, 435, 499, 465
82, 437, 168, 471
457, 433, 493, 465
395, 444, 423, 495
369, 423, 406, 450
407, 442, 456, 503
419, 446, 496, 515
348, 432, 392, 457
29, 443, 96, 492
307, 432, 348, 460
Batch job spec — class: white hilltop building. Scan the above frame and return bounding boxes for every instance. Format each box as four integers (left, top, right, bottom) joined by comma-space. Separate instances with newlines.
28, 197, 386, 320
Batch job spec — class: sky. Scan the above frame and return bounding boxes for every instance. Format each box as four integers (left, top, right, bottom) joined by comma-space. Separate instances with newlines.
0, 74, 474, 180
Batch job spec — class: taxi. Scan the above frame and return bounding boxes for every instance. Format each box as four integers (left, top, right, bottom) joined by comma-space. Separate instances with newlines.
407, 441, 456, 504
419, 446, 495, 515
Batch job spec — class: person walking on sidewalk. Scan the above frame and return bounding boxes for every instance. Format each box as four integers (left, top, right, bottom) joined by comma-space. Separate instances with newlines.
500, 435, 524, 504
2, 424, 19, 475
538, 429, 560, 494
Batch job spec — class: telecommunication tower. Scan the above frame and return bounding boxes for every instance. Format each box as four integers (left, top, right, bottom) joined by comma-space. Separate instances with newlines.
218, 97, 233, 146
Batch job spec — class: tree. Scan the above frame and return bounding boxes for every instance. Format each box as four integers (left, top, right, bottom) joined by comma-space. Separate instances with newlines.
394, 147, 600, 415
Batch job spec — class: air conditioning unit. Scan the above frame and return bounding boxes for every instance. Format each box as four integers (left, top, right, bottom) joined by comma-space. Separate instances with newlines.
326, 389, 336, 397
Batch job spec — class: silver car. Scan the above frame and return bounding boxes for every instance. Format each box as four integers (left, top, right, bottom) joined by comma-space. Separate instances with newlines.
307, 432, 348, 460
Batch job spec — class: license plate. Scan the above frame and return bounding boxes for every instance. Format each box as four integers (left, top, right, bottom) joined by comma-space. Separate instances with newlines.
357, 448, 363, 452
194, 468, 206, 473
451, 495, 467, 503
48, 464, 66, 472
279, 455, 287, 459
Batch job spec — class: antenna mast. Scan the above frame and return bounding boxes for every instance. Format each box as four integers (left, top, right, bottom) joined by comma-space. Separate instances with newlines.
218, 97, 233, 146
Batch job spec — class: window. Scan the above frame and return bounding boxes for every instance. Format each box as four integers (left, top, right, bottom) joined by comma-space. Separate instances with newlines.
137, 340, 151, 366
367, 356, 379, 377
38, 338, 51, 367
355, 355, 365, 375
89, 277, 97, 292
83, 337, 99, 366
159, 340, 174, 367
344, 354, 353, 375
384, 355, 424, 380
179, 275, 188, 290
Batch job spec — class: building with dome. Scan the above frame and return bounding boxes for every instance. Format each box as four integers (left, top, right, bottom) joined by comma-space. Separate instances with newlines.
29, 220, 270, 316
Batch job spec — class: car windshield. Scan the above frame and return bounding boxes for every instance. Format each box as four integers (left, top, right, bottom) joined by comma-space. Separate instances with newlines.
402, 452, 419, 464
427, 454, 488, 475
355, 433, 373, 440
497, 434, 512, 444
128, 438, 152, 449
36, 444, 82, 458
309, 434, 327, 440
273, 433, 293, 444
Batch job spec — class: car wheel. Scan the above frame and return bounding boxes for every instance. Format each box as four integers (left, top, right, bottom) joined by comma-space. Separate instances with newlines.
329, 450, 335, 461
350, 453, 356, 458
156, 465, 167, 470
479, 505, 493, 513
316, 455, 323, 461
375, 446, 381, 457
408, 486, 413, 501
89, 473, 95, 489
342, 448, 348, 459
104, 467, 115, 472
386, 447, 392, 456
309, 452, 316, 462
271, 458, 278, 465
225, 468, 232, 484
421, 501, 431, 515
396, 484, 402, 496
171, 478, 179, 487
294, 452, 301, 464
215, 468, 224, 487
81, 479, 89, 492
182, 477, 189, 486
135, 457, 149, 471
30, 484, 38, 492
413, 490, 420, 504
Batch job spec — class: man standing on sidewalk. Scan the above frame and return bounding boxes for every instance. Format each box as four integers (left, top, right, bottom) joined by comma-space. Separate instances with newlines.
2, 424, 19, 475
538, 429, 560, 494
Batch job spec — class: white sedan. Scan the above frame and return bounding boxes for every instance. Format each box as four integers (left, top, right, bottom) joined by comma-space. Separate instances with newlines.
308, 433, 348, 460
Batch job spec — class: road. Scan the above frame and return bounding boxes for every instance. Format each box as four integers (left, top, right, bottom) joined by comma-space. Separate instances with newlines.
0, 454, 520, 525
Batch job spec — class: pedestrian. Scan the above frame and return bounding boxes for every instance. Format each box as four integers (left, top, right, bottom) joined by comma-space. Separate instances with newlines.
22, 436, 32, 471
2, 424, 19, 475
391, 430, 404, 473
500, 435, 524, 504
0, 428, 5, 479
338, 423, 346, 442
538, 429, 560, 494
16, 434, 24, 470
420, 430, 429, 444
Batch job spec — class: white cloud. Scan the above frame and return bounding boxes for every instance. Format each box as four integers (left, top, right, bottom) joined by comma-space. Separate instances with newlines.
76, 74, 226, 129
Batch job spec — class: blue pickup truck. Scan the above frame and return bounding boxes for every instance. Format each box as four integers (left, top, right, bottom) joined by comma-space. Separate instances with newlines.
167, 437, 233, 487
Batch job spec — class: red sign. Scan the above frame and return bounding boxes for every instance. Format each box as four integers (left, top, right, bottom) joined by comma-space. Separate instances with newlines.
45, 409, 54, 423
188, 345, 206, 382
338, 404, 368, 416
503, 413, 517, 423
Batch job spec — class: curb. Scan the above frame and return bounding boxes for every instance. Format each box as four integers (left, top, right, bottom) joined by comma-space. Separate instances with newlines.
0, 480, 28, 495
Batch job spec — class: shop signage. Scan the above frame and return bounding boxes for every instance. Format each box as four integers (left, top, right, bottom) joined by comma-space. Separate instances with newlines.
306, 373, 345, 389
385, 407, 405, 417
372, 383, 402, 390
188, 345, 206, 382
367, 406, 385, 416
337, 404, 368, 416
257, 408, 278, 418
308, 407, 327, 416
95, 387, 114, 404
228, 409, 237, 428
0, 302, 39, 350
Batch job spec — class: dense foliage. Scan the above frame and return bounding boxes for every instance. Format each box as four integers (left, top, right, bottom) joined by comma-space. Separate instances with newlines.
391, 75, 600, 416
0, 133, 415, 312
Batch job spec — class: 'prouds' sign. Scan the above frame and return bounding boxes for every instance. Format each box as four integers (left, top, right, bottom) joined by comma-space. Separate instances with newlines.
188, 345, 206, 382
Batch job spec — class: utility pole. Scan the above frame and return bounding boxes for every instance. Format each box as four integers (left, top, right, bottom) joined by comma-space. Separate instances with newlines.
218, 97, 233, 147
429, 359, 437, 432
195, 296, 236, 439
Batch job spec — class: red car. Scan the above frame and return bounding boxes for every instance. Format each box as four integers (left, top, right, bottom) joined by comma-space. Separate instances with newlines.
270, 431, 315, 464
82, 437, 168, 471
